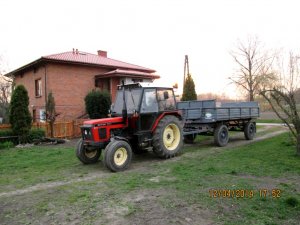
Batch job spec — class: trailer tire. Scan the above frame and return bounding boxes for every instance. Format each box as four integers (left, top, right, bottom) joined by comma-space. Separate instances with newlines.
153, 115, 183, 158
76, 138, 101, 164
214, 124, 229, 147
244, 122, 256, 140
104, 140, 132, 172
184, 134, 196, 144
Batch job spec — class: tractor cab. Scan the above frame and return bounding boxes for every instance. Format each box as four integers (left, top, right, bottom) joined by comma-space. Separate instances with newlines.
111, 83, 177, 131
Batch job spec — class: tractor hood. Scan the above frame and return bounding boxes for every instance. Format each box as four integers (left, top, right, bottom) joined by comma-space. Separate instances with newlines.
83, 117, 124, 126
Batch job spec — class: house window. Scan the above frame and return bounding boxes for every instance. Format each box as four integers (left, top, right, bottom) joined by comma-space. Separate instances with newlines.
35, 79, 42, 97
39, 109, 46, 122
95, 79, 110, 91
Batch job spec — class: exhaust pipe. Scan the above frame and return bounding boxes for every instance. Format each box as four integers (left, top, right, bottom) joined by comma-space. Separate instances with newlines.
121, 81, 127, 123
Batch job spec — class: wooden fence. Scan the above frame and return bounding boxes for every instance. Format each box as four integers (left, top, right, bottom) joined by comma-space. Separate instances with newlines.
0, 119, 87, 139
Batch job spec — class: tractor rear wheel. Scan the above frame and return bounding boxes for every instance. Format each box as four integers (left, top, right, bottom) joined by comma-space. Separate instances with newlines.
153, 115, 183, 158
184, 134, 196, 144
104, 140, 133, 172
244, 122, 256, 140
214, 124, 229, 147
76, 138, 101, 164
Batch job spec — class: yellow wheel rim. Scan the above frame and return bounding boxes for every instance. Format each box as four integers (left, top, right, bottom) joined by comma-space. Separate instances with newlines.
163, 123, 180, 151
114, 147, 128, 166
85, 149, 97, 158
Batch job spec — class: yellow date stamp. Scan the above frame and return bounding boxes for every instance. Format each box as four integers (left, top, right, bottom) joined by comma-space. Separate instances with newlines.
209, 189, 281, 198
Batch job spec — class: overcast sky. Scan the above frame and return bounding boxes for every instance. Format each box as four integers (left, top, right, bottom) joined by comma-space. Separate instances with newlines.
1, 0, 300, 98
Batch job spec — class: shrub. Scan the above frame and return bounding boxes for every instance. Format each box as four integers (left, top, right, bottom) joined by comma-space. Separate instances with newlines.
181, 74, 197, 101
0, 129, 18, 144
0, 129, 14, 137
85, 90, 111, 119
0, 141, 14, 149
0, 128, 45, 144
27, 128, 46, 143
9, 85, 32, 143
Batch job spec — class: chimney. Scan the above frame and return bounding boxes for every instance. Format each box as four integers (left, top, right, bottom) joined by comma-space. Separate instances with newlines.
97, 50, 107, 57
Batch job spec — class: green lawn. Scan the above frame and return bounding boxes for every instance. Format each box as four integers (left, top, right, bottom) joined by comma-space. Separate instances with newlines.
256, 118, 282, 123
0, 130, 299, 225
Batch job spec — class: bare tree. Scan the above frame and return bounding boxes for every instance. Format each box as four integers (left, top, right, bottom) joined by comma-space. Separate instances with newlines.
230, 37, 276, 101
260, 51, 300, 156
0, 55, 13, 123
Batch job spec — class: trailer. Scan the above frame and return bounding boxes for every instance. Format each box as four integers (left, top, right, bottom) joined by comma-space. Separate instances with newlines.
76, 83, 260, 172
177, 100, 260, 146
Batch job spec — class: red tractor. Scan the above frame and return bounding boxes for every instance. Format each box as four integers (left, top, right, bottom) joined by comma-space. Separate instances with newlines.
76, 83, 183, 172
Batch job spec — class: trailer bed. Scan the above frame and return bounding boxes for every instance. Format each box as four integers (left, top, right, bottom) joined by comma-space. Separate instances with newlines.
177, 100, 259, 123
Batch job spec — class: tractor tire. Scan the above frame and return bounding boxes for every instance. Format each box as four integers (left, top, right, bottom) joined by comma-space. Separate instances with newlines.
76, 138, 101, 164
244, 122, 256, 140
152, 115, 183, 158
104, 140, 133, 172
184, 134, 196, 144
214, 124, 229, 147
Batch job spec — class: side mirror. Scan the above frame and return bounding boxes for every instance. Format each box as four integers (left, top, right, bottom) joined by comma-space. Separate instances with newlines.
163, 91, 169, 100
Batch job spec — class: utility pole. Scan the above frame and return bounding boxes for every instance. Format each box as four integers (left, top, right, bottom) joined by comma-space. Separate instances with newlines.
183, 55, 189, 90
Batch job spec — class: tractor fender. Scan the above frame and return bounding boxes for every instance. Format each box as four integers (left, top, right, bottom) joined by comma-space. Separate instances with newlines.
151, 111, 182, 132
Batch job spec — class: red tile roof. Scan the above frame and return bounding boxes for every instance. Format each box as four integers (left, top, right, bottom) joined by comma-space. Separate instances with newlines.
5, 50, 156, 77
43, 51, 155, 73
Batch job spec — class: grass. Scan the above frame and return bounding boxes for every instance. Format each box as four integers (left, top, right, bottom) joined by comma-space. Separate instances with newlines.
256, 118, 282, 123
0, 146, 103, 190
0, 129, 299, 224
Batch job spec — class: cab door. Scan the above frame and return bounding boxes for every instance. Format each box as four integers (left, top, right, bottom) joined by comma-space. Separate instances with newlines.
139, 88, 159, 130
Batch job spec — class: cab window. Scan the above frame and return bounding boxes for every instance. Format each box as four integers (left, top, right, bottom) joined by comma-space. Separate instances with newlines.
157, 89, 176, 111
141, 89, 158, 113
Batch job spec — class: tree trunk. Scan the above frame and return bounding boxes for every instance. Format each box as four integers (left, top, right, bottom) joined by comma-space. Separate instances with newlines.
297, 134, 300, 156
249, 90, 254, 101
50, 121, 54, 138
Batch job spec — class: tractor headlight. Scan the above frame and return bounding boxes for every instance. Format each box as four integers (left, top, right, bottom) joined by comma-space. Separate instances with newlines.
82, 128, 92, 140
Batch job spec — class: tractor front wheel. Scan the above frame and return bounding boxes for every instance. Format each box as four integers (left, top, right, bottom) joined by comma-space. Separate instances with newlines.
104, 140, 133, 172
153, 115, 183, 158
76, 139, 101, 164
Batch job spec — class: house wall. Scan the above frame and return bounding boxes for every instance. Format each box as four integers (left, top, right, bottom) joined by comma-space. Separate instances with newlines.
14, 66, 47, 122
111, 77, 120, 101
46, 63, 110, 120
14, 62, 150, 121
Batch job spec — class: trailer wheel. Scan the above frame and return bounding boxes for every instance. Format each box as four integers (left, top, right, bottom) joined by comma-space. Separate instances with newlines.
184, 134, 196, 144
244, 122, 256, 140
76, 138, 101, 164
214, 124, 229, 147
153, 115, 183, 158
104, 140, 132, 172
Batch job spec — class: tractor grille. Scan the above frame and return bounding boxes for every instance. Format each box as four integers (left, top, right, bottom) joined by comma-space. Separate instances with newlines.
82, 127, 92, 140
98, 128, 107, 139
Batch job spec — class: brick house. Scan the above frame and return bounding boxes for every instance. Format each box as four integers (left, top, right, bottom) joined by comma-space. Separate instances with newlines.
6, 49, 159, 121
